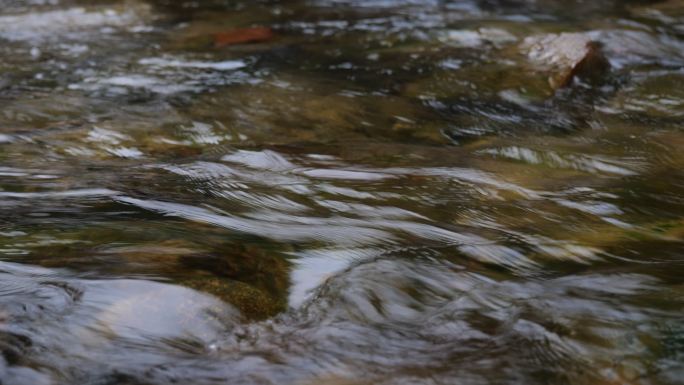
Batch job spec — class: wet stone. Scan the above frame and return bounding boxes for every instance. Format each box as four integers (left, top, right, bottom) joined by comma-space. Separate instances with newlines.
521, 32, 611, 90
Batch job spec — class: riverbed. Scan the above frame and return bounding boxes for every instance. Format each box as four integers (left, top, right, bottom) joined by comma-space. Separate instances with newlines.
0, 1, 683, 384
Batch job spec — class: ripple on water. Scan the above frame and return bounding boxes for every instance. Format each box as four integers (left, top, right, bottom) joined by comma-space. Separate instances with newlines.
1, 0, 684, 384
0, 261, 240, 383
108, 149, 629, 275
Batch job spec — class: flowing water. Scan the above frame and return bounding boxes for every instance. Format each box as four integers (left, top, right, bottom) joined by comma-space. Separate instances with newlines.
1, 0, 683, 384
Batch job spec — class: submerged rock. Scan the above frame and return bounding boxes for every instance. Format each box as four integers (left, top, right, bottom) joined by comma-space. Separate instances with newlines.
178, 244, 290, 320
181, 277, 285, 321
522, 32, 611, 90
88, 279, 238, 343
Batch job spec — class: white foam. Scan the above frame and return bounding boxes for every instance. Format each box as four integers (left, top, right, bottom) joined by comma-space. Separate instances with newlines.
140, 57, 247, 71
105, 147, 144, 159
70, 75, 199, 94
222, 149, 296, 171
0, 7, 143, 42
440, 28, 517, 48
99, 75, 160, 88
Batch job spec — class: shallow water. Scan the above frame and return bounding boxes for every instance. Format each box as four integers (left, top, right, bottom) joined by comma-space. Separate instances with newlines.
0, 0, 683, 384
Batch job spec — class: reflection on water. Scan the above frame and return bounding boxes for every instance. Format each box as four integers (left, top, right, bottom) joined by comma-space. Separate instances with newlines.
1, 0, 683, 384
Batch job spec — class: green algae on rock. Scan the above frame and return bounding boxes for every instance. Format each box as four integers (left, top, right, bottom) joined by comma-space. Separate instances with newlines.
181, 277, 286, 321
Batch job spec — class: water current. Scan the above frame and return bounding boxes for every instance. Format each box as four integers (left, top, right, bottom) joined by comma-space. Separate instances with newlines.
0, 1, 683, 384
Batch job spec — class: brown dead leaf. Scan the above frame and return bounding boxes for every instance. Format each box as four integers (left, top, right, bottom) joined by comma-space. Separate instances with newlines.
213, 26, 274, 47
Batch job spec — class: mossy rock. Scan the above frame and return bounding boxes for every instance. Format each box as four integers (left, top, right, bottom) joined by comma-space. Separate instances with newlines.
178, 243, 290, 320
181, 277, 286, 321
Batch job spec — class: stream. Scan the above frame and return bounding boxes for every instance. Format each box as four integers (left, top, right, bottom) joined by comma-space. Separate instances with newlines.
0, 1, 683, 384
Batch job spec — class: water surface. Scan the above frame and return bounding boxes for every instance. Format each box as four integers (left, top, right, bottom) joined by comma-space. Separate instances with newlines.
1, 1, 683, 384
